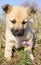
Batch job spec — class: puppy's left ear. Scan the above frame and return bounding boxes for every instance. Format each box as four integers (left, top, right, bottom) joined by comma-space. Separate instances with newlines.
26, 7, 37, 16
2, 4, 12, 14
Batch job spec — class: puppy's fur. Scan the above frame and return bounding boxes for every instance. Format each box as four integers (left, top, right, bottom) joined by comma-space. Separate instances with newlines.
2, 4, 36, 61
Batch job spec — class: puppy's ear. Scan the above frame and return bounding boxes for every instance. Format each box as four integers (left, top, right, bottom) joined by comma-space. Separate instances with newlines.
2, 4, 12, 14
26, 7, 37, 16
30, 7, 37, 14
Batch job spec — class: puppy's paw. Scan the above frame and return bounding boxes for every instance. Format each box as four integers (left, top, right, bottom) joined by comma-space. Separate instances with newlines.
4, 50, 12, 61
29, 54, 34, 61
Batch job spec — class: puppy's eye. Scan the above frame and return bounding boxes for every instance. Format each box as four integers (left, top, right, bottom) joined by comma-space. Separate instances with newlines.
22, 20, 27, 25
11, 19, 16, 24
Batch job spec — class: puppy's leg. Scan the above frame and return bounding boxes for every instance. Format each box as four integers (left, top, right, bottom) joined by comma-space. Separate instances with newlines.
27, 38, 34, 61
4, 41, 14, 61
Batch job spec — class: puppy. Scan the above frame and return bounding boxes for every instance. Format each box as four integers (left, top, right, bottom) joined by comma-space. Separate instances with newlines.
2, 4, 36, 61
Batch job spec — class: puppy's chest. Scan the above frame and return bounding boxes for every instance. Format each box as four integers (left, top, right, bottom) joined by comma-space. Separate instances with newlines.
17, 32, 31, 44
16, 32, 32, 46
17, 36, 27, 45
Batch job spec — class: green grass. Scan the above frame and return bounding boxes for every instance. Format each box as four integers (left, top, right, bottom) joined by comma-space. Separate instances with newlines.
13, 48, 32, 65
0, 51, 5, 61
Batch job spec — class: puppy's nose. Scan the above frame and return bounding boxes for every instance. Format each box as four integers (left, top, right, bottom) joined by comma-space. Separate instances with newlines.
15, 30, 19, 34
15, 29, 24, 36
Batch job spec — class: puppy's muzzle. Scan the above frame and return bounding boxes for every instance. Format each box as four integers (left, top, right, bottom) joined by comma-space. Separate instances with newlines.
11, 29, 24, 36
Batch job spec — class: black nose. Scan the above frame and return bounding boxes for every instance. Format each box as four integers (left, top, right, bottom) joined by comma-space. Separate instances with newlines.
11, 29, 24, 36
15, 29, 24, 36
15, 30, 19, 34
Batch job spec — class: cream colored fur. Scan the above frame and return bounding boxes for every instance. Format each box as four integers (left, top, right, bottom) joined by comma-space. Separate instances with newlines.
2, 5, 34, 61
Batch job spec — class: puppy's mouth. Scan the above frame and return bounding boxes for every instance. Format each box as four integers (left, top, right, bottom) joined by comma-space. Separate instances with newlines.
11, 29, 24, 37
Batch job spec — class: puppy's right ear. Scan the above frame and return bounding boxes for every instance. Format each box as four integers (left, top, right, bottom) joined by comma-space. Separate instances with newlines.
26, 7, 37, 16
2, 4, 12, 14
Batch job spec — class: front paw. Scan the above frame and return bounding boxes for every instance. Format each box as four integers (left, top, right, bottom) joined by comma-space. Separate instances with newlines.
29, 53, 34, 61
4, 50, 12, 61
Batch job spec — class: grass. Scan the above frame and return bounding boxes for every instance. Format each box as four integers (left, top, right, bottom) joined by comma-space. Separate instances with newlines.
13, 48, 32, 65
0, 49, 32, 65
13, 50, 32, 65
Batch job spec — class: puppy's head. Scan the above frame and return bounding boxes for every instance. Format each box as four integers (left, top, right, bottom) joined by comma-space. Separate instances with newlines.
2, 4, 36, 36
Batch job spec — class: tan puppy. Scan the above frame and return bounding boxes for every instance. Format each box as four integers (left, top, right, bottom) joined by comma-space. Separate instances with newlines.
2, 4, 35, 61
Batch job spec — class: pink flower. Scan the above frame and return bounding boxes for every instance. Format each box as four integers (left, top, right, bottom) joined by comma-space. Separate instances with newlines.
21, 41, 31, 47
